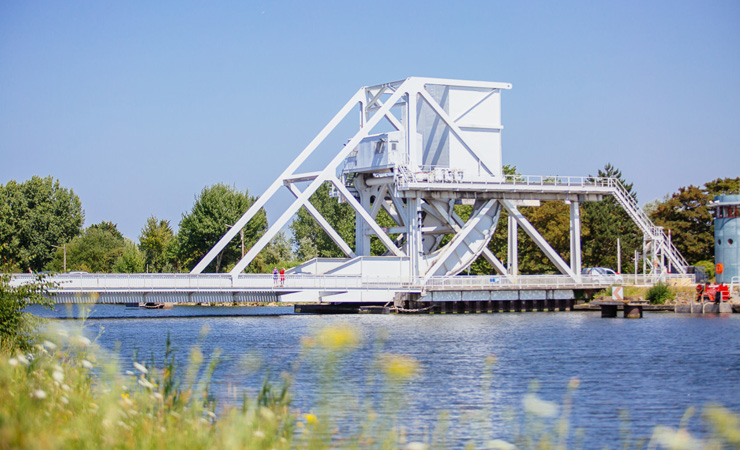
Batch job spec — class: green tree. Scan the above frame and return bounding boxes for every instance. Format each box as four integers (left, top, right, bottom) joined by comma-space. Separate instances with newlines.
649, 177, 739, 266
0, 273, 53, 351
113, 240, 146, 273
178, 184, 266, 273
296, 236, 318, 261
704, 177, 740, 197
650, 185, 714, 265
291, 182, 355, 259
139, 216, 176, 272
262, 231, 294, 268
581, 164, 640, 273
518, 201, 572, 274
0, 176, 84, 271
47, 222, 125, 273
369, 208, 399, 256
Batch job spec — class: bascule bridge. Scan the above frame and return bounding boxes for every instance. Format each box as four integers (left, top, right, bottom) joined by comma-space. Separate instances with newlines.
188, 77, 688, 303
16, 77, 691, 307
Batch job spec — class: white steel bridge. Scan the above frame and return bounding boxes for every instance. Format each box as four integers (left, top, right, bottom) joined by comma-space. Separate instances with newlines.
15, 77, 693, 307
10, 272, 694, 304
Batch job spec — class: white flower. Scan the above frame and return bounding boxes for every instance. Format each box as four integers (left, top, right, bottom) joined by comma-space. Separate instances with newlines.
650, 426, 703, 450
137, 378, 154, 389
133, 362, 148, 374
522, 393, 559, 418
81, 360, 93, 369
60, 396, 69, 404
206, 410, 216, 419
61, 384, 70, 391
405, 443, 428, 450
52, 371, 64, 383
73, 335, 91, 347
253, 430, 265, 439
32, 389, 47, 399
125, 370, 134, 376
152, 392, 163, 401
8, 358, 18, 367
486, 440, 517, 450
43, 340, 57, 351
16, 355, 29, 366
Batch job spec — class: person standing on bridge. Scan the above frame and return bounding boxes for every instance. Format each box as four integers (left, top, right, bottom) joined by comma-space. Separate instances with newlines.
273, 267, 279, 287
280, 267, 286, 287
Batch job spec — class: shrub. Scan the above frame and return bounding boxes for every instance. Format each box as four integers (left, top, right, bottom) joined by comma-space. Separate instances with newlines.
646, 281, 674, 304
0, 273, 54, 351
695, 260, 715, 281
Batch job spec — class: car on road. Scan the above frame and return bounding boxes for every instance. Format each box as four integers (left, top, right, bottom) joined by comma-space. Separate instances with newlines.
581, 267, 623, 283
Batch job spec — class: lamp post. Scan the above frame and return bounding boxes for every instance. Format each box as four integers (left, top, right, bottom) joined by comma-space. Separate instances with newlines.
226, 224, 245, 258
51, 244, 66, 272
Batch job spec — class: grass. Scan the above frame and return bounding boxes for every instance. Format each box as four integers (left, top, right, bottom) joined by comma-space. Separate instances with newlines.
2, 323, 740, 449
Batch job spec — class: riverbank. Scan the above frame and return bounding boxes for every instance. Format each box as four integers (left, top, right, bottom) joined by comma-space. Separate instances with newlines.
4, 318, 740, 449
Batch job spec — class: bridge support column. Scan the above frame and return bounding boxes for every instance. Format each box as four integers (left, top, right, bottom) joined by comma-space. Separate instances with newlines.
569, 201, 582, 278
507, 215, 518, 276
355, 177, 371, 256
406, 197, 422, 278
624, 304, 643, 318
601, 304, 618, 318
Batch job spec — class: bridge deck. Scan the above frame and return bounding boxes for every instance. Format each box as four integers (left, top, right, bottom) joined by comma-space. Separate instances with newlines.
10, 273, 694, 304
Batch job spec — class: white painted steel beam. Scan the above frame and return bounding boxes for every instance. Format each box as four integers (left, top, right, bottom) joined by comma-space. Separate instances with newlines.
330, 177, 405, 257
192, 89, 365, 274
502, 200, 577, 280
286, 183, 356, 258
413, 77, 512, 90
424, 199, 504, 280
417, 88, 496, 176
507, 215, 518, 276
227, 82, 411, 276
569, 201, 582, 278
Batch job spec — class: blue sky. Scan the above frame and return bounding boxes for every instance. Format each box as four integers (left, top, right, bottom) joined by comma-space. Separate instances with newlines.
1, 0, 739, 240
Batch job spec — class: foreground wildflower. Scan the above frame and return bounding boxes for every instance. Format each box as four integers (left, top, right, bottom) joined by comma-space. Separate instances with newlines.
379, 354, 420, 381
522, 393, 558, 418
314, 325, 359, 350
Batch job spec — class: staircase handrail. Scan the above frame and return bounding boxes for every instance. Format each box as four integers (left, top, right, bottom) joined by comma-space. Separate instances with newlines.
607, 178, 689, 271
394, 164, 415, 189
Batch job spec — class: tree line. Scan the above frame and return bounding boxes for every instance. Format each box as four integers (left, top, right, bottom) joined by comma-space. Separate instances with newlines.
1, 170, 737, 275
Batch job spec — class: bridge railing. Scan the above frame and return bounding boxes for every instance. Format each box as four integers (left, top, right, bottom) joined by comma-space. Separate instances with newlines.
9, 273, 415, 291
426, 275, 604, 290
425, 273, 695, 290
399, 172, 617, 189
10, 272, 695, 293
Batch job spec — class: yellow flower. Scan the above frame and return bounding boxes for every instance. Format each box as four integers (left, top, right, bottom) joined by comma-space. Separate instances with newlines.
315, 325, 359, 350
304, 413, 318, 425
380, 354, 419, 380
568, 377, 580, 390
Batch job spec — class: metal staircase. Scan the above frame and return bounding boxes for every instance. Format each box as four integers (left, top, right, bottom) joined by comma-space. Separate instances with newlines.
609, 179, 689, 273
394, 164, 415, 190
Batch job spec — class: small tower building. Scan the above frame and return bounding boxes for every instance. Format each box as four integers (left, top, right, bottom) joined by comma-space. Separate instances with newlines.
712, 195, 740, 284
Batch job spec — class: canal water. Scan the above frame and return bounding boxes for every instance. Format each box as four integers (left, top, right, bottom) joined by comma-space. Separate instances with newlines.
29, 305, 740, 447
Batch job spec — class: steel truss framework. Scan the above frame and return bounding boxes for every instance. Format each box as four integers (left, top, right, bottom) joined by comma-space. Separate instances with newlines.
192, 77, 687, 282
